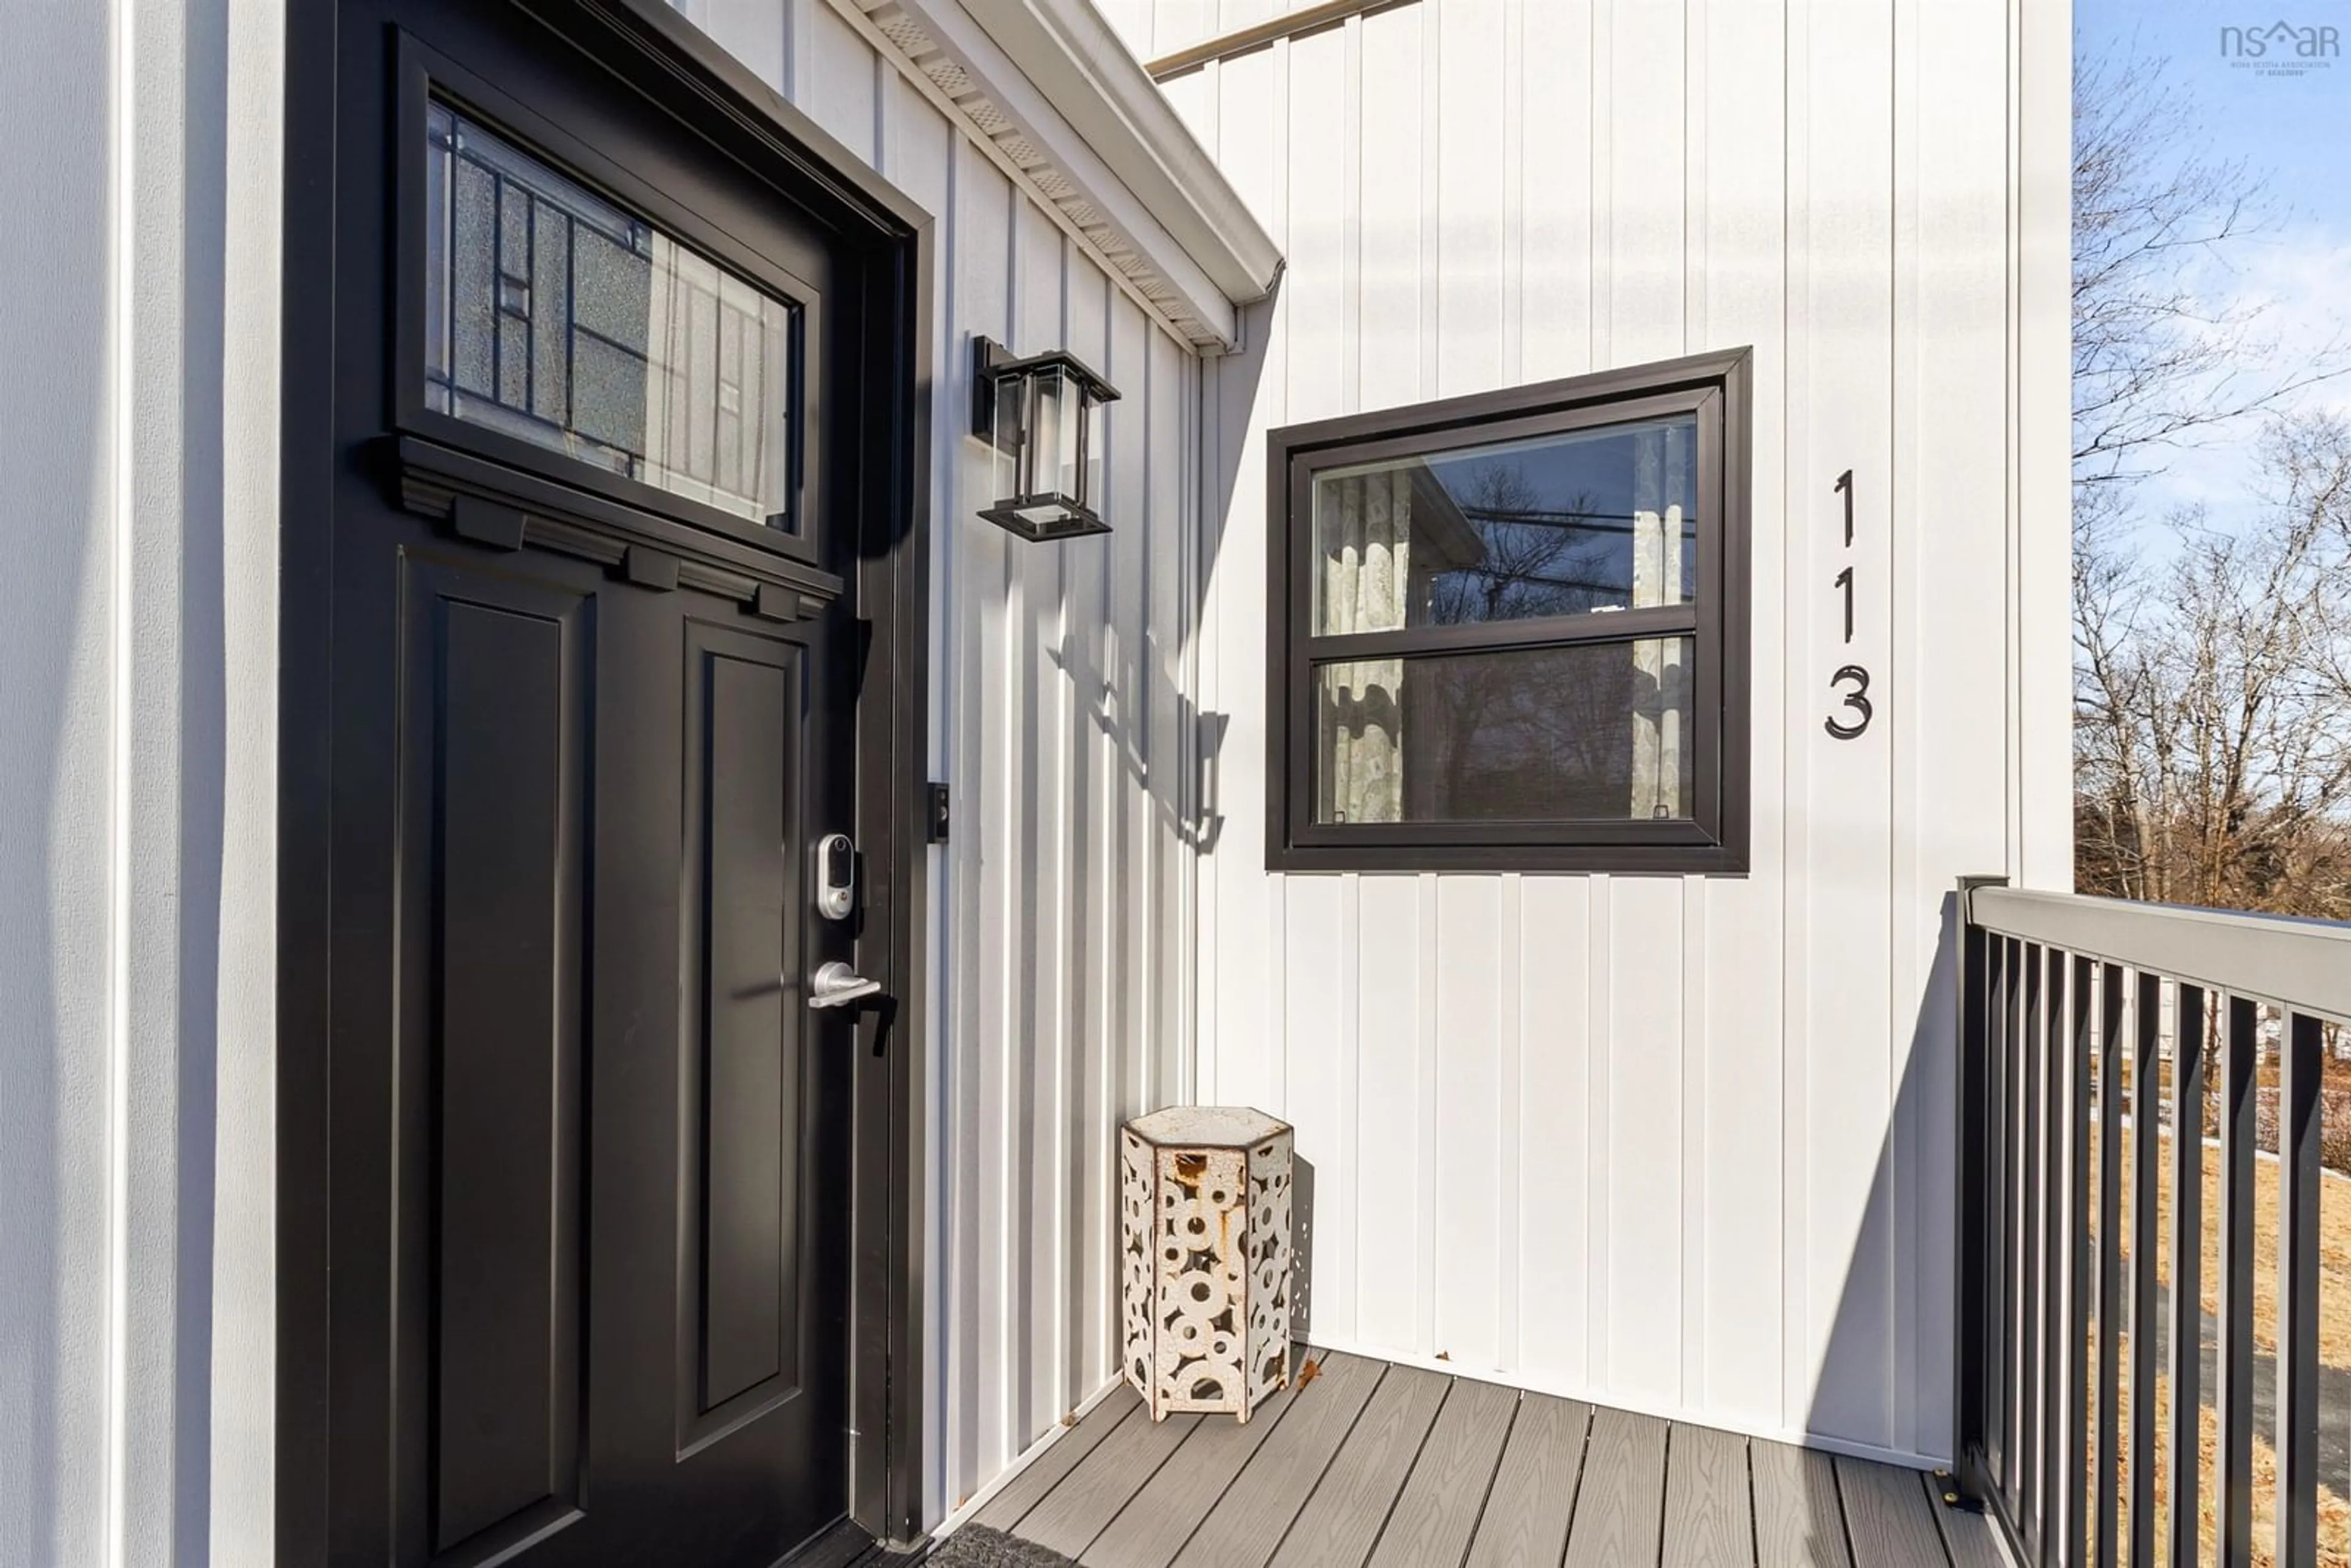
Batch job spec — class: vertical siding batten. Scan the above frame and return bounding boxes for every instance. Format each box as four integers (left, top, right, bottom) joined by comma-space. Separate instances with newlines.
1414, 874, 1442, 1352
1064, 247, 1112, 1411
1889, 0, 1921, 1461
1700, 0, 1790, 1435
1581, 0, 1614, 1402
1264, 34, 1293, 1128
988, 166, 1026, 1477
1601, 0, 1689, 1413
1433, 876, 1504, 1370
1427, 0, 1507, 1373
1495, 872, 1524, 1374
1153, 328, 1193, 1117
1488, 0, 1526, 1370
1586, 872, 1613, 1395
1520, 877, 1594, 1391
878, 69, 961, 1520
1513, 0, 1598, 1402
1333, 864, 1363, 1347
1681, 0, 1714, 1420
1798, 0, 1898, 1454
786, 0, 816, 104
1281, 17, 1351, 1348
1908, 0, 2013, 1464
1682, 876, 1710, 1411
1519, 0, 1595, 386
1015, 200, 1069, 1434
1779, 0, 1815, 1445
809, 2, 877, 162
1354, 876, 1421, 1349
2014, 0, 2072, 890
1209, 36, 1280, 1116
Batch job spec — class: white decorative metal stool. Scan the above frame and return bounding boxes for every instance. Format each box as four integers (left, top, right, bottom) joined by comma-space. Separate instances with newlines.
1119, 1106, 1294, 1422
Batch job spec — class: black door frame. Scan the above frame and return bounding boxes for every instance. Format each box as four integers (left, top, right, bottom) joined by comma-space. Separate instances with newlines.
276, 0, 936, 1553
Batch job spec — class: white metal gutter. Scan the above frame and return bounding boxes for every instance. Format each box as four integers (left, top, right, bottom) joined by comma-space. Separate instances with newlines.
880, 0, 1282, 347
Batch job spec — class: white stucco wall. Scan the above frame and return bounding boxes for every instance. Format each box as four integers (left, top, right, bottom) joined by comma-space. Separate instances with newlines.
0, 2, 282, 1564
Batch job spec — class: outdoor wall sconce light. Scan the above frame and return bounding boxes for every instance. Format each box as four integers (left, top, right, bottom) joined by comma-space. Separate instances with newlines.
971, 336, 1120, 541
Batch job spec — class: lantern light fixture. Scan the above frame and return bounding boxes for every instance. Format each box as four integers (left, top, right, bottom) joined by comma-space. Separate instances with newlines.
971, 336, 1120, 542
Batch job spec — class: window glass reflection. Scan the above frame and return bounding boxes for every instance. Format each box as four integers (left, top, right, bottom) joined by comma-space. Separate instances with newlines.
425, 102, 797, 528
1311, 416, 1700, 636
1314, 639, 1696, 824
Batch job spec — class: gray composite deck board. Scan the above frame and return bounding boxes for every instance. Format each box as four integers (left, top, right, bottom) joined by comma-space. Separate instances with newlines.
1930, 1494, 2010, 1568
1264, 1363, 1450, 1568
1081, 1386, 1298, 1568
1751, 1439, 1855, 1568
975, 1386, 1143, 1531
1461, 1393, 1590, 1568
1662, 1421, 1754, 1567
1018, 1409, 1204, 1557
1006, 1351, 1985, 1568
1837, 1457, 1949, 1567
1361, 1375, 1518, 1568
1168, 1353, 1385, 1568
1561, 1405, 1670, 1567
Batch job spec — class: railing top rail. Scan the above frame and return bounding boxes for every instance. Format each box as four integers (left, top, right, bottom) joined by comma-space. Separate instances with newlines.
1965, 885, 2351, 1023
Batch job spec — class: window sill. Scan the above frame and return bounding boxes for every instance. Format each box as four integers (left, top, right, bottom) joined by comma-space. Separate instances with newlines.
1263, 841, 1753, 876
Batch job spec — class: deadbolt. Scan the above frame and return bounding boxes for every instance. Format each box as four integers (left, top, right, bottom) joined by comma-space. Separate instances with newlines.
814, 832, 854, 921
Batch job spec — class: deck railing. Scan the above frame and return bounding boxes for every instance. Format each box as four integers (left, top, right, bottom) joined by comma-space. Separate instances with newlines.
1955, 881, 2351, 1567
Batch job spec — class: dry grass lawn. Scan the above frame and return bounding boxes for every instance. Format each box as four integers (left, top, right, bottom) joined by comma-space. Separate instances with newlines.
2080, 1118, 2351, 1564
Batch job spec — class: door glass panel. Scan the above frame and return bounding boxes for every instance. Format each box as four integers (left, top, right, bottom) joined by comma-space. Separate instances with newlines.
1313, 638, 1696, 823
424, 101, 798, 529
1310, 415, 1699, 635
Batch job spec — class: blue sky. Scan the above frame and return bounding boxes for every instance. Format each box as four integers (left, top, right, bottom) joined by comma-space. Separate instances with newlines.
2074, 0, 2351, 525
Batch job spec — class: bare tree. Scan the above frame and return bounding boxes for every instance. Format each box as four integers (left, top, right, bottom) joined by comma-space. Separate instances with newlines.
2072, 45, 2345, 491
2074, 413, 2351, 917
1425, 466, 1614, 626
2071, 41, 2351, 915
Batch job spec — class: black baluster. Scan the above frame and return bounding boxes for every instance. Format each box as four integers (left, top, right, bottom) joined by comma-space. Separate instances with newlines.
2128, 970, 2159, 1567
2216, 994, 2257, 1568
2094, 963, 2123, 1567
2165, 986, 2206, 1568
2276, 1011, 2322, 1566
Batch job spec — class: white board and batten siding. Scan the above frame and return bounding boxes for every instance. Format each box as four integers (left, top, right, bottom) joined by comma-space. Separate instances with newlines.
1124, 0, 2071, 1468
671, 0, 1207, 1520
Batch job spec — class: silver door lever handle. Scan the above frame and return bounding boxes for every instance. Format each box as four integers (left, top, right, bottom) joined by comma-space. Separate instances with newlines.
808, 961, 882, 1010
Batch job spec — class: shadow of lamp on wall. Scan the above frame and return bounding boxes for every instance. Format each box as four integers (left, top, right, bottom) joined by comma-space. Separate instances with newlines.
971, 335, 1120, 542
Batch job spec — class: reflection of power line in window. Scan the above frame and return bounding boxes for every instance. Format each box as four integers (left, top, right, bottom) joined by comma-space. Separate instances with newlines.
1460, 506, 1655, 531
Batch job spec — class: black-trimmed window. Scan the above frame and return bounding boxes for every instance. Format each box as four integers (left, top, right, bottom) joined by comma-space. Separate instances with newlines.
1266, 350, 1751, 873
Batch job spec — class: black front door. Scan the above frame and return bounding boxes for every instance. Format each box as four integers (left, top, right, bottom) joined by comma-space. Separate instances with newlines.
298, 3, 900, 1562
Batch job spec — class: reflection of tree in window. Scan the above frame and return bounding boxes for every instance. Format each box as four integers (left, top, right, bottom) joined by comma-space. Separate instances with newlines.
1410, 464, 1628, 819
1424, 466, 1624, 625
1407, 428, 1693, 822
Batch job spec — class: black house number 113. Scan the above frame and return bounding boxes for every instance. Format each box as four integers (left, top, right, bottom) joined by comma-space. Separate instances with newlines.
1825, 470, 1873, 740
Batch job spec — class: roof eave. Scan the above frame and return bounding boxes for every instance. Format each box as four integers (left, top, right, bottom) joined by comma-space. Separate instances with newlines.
884, 0, 1282, 348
